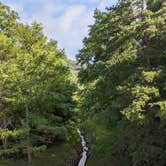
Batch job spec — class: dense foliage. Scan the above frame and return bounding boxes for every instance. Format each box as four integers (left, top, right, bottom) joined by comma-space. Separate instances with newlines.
0, 2, 76, 162
1, 0, 166, 165
77, 0, 166, 165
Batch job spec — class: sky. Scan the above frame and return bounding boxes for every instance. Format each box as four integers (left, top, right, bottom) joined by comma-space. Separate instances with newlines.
1, 0, 118, 60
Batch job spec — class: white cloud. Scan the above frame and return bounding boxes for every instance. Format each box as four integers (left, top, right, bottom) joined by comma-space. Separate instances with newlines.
98, 0, 118, 10
43, 5, 94, 59
1, 0, 118, 59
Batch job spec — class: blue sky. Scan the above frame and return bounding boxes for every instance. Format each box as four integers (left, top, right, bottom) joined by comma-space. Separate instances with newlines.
1, 0, 118, 59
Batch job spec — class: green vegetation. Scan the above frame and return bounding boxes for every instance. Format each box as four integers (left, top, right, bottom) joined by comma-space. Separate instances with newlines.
77, 0, 166, 165
0, 1, 77, 163
0, 143, 72, 166
0, 0, 166, 165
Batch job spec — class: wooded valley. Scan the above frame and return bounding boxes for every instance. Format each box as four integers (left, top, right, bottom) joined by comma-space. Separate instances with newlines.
0, 0, 166, 166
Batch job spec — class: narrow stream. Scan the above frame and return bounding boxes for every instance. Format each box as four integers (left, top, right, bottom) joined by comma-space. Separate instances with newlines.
77, 128, 88, 166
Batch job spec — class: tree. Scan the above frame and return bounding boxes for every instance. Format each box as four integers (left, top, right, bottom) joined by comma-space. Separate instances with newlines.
77, 0, 166, 165
0, 2, 76, 162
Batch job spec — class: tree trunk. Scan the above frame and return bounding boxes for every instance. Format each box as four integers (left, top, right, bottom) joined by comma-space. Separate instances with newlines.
2, 117, 8, 149
25, 101, 32, 163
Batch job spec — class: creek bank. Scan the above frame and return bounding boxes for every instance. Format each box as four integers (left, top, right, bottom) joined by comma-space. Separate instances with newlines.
0, 129, 88, 166
65, 148, 82, 166
66, 128, 88, 166
77, 128, 88, 166
0, 143, 72, 166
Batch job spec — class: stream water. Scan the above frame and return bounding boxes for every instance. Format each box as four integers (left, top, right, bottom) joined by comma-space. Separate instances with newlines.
77, 128, 88, 166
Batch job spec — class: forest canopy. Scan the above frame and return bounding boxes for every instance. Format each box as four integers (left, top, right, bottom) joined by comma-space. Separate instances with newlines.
0, 1, 76, 162
0, 0, 166, 166
77, 0, 166, 165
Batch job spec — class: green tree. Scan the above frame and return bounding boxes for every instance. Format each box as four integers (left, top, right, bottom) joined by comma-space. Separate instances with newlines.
77, 0, 166, 165
0, 2, 76, 162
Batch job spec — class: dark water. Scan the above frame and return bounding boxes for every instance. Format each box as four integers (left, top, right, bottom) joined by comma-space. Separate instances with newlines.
0, 144, 71, 166
77, 129, 88, 166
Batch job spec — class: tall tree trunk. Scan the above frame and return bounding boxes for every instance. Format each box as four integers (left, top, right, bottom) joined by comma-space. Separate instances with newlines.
25, 101, 32, 163
2, 117, 8, 149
